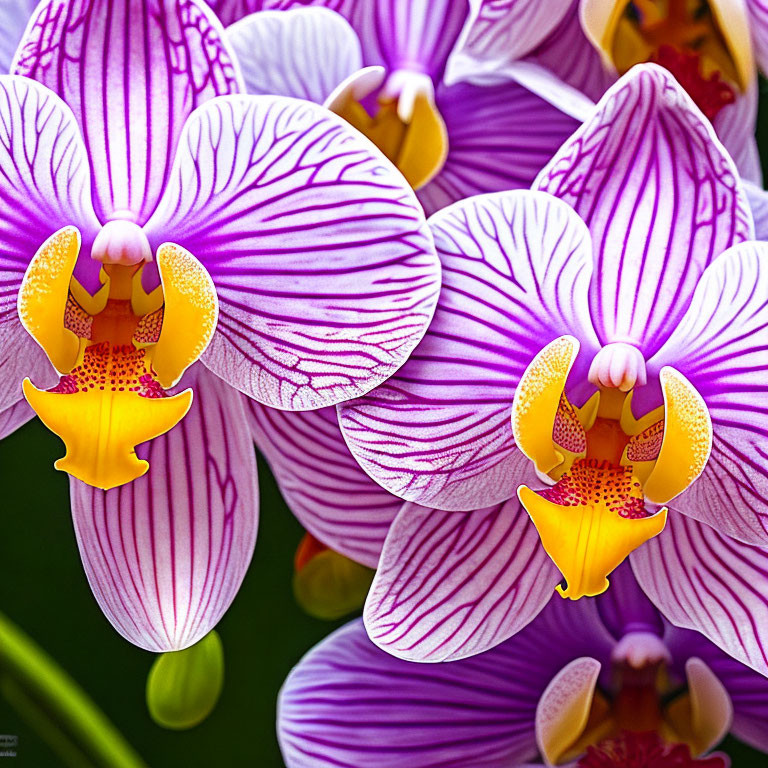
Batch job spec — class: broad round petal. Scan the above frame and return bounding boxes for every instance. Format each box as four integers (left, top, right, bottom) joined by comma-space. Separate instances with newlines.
14, 0, 243, 226
339, 189, 598, 510
227, 8, 362, 102
69, 369, 258, 652
264, 0, 469, 81
145, 95, 440, 410
279, 619, 540, 768
535, 64, 752, 358
650, 242, 768, 545
417, 79, 582, 216
364, 500, 561, 661
247, 402, 402, 567
665, 624, 768, 753
631, 513, 768, 677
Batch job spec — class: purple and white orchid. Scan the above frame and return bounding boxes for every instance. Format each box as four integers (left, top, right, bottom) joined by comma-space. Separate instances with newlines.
278, 564, 768, 768
217, 1, 588, 215
0, 0, 441, 651
448, 0, 765, 185
325, 64, 768, 673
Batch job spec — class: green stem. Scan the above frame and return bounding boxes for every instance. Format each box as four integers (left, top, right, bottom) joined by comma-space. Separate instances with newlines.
0, 611, 146, 768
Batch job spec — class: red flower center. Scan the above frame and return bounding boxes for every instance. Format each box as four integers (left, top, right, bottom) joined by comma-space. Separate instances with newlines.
651, 45, 735, 120
577, 731, 727, 768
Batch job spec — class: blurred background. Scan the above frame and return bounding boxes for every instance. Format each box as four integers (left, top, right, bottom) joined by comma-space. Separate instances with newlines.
1, 82, 767, 768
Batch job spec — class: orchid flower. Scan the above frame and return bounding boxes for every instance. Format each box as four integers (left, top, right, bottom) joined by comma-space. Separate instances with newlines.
278, 565, 768, 768
0, 0, 440, 651
0, 0, 35, 72
448, 0, 765, 185
328, 64, 768, 673
215, 2, 588, 215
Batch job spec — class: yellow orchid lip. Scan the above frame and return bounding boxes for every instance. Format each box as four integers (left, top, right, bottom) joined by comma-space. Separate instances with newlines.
512, 336, 712, 600
325, 67, 448, 190
581, 0, 754, 94
17, 226, 218, 490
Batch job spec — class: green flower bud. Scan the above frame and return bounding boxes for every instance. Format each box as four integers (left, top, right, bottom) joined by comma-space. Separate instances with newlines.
146, 631, 223, 730
293, 548, 374, 621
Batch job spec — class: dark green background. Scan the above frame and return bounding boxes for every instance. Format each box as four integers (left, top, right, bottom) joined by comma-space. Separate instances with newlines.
1, 82, 767, 768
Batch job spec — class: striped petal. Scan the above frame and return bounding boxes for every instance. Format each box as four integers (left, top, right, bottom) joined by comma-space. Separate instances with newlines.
69, 369, 258, 652
0, 399, 33, 439
208, 0, 264, 26
744, 181, 768, 240
649, 243, 768, 545
535, 64, 752, 358
364, 500, 561, 662
746, 0, 768, 74
665, 624, 768, 753
417, 79, 582, 216
631, 513, 768, 677
712, 85, 762, 185
145, 95, 439, 411
227, 8, 362, 102
280, 593, 617, 767
14, 0, 242, 226
448, 0, 576, 82
264, 0, 469, 81
0, 0, 35, 72
0, 76, 98, 405
246, 403, 402, 567
279, 619, 540, 768
339, 189, 598, 510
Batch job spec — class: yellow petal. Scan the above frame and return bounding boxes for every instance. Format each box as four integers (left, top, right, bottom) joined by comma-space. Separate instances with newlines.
23, 379, 192, 489
519, 482, 668, 600
325, 68, 447, 190
536, 656, 603, 766
511, 335, 581, 476
643, 367, 712, 505
707, 0, 754, 91
17, 226, 82, 374
663, 657, 733, 756
580, 0, 625, 70
151, 243, 218, 389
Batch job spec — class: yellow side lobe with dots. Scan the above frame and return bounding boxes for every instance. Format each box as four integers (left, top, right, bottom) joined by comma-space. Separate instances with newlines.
18, 229, 215, 490
519, 484, 668, 600
511, 335, 581, 476
17, 227, 82, 374
644, 367, 712, 505
23, 380, 192, 489
150, 243, 219, 389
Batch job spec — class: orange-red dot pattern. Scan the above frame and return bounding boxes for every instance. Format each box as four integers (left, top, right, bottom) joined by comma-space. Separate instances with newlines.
553, 394, 587, 453
64, 294, 93, 339
49, 341, 166, 399
133, 307, 164, 344
626, 420, 665, 462
539, 458, 649, 519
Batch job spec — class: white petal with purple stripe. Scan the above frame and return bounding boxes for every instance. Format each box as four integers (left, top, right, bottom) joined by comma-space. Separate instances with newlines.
535, 64, 753, 358
70, 369, 258, 652
339, 190, 598, 510
146, 94, 440, 410
364, 500, 561, 661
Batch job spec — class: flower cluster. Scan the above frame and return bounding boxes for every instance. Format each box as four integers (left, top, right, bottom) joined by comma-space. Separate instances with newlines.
2, 0, 768, 765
